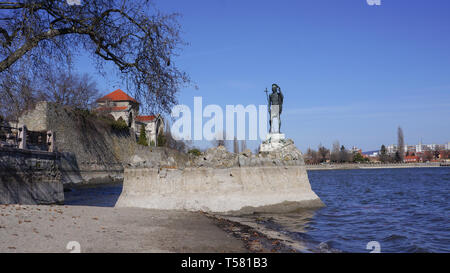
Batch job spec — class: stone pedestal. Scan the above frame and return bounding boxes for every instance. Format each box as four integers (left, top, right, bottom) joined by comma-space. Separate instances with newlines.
116, 134, 325, 214
259, 133, 286, 152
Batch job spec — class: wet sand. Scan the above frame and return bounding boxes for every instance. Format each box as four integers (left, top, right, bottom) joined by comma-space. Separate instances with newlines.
0, 205, 248, 253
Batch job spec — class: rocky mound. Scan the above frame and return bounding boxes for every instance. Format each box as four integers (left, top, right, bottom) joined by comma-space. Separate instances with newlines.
128, 139, 305, 170
191, 139, 305, 169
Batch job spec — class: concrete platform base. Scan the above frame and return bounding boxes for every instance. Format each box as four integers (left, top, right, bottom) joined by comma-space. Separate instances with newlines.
115, 165, 324, 214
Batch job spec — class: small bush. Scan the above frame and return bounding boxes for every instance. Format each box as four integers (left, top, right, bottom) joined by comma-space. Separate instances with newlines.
353, 153, 369, 163
137, 125, 148, 146
188, 148, 201, 157
157, 133, 167, 147
74, 108, 94, 118
110, 118, 129, 132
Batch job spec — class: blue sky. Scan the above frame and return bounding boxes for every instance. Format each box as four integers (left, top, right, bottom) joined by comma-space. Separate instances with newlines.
74, 0, 450, 152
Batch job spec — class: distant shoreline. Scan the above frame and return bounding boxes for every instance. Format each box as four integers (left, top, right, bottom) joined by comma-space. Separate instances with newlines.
305, 162, 443, 171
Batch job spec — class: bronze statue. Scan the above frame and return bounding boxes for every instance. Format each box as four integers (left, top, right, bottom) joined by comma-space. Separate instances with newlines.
265, 83, 284, 133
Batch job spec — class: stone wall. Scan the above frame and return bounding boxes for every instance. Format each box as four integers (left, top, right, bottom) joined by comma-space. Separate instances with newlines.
18, 102, 143, 186
0, 147, 63, 204
17, 102, 48, 131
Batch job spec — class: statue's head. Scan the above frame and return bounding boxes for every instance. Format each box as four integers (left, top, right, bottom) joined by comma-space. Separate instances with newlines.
272, 84, 278, 93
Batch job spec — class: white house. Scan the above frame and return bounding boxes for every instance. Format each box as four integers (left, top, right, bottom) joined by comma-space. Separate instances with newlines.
95, 89, 164, 145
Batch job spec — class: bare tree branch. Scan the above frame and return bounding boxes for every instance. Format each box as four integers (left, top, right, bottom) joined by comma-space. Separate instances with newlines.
0, 0, 189, 114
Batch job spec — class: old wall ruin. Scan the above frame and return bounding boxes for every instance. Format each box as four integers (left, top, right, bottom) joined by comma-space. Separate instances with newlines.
18, 102, 143, 186
0, 147, 63, 204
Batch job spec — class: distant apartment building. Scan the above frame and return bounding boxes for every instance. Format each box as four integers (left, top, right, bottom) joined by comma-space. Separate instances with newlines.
386, 144, 408, 154
416, 142, 423, 153
406, 145, 416, 153
350, 146, 362, 154
387, 142, 448, 154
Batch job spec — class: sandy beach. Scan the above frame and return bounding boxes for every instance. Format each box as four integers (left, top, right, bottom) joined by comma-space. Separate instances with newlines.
0, 205, 249, 253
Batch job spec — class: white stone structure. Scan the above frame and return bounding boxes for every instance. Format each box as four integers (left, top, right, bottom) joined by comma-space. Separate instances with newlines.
96, 89, 139, 128
134, 114, 164, 145
116, 133, 324, 213
116, 165, 324, 213
259, 133, 286, 152
96, 89, 164, 145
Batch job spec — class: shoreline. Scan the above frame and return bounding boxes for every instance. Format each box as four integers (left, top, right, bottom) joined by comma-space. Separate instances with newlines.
206, 213, 336, 253
305, 162, 443, 171
0, 205, 249, 253
0, 204, 308, 253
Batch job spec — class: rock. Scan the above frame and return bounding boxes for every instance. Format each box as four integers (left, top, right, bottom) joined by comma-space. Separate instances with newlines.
167, 156, 175, 166
260, 133, 286, 152
263, 139, 304, 165
129, 154, 144, 164
238, 155, 250, 167
240, 149, 252, 157
194, 145, 239, 168
128, 155, 146, 167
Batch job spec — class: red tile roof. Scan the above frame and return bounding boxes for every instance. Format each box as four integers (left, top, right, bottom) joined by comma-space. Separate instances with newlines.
96, 89, 138, 103
136, 115, 156, 122
404, 155, 419, 162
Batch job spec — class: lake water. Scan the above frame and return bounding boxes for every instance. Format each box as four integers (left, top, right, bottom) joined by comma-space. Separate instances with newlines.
64, 167, 450, 253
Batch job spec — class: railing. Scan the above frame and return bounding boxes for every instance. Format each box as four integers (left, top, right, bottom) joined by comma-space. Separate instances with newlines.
0, 124, 21, 148
27, 130, 49, 151
0, 124, 55, 152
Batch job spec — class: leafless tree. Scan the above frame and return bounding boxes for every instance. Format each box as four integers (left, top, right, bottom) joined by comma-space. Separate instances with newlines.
330, 141, 340, 162
211, 131, 226, 148
397, 126, 405, 162
233, 137, 239, 154
379, 144, 389, 163
0, 66, 38, 120
240, 139, 247, 153
305, 147, 319, 164
40, 70, 99, 109
423, 150, 433, 162
318, 144, 330, 163
0, 65, 99, 120
433, 145, 441, 160
158, 120, 187, 152
0, 0, 189, 114
339, 145, 351, 163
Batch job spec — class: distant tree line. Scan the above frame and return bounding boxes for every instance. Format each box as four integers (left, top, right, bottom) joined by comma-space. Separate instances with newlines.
378, 126, 448, 162
304, 142, 370, 164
